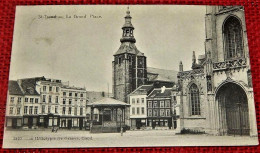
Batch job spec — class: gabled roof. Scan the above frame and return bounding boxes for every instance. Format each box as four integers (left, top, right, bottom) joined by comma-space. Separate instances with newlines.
8, 81, 23, 95
87, 98, 130, 107
147, 88, 172, 98
114, 42, 144, 56
129, 84, 154, 95
152, 74, 174, 83
147, 67, 178, 83
19, 78, 40, 95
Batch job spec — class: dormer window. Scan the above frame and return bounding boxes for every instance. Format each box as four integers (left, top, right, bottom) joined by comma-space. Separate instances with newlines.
27, 87, 34, 94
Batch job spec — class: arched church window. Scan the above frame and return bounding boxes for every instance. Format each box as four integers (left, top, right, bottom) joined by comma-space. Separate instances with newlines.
223, 16, 243, 59
189, 84, 201, 115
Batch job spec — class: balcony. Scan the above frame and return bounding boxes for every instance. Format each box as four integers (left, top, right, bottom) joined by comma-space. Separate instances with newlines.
177, 69, 204, 79
213, 58, 247, 71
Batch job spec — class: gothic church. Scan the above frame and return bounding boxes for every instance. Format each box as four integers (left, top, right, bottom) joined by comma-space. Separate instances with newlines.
177, 6, 257, 136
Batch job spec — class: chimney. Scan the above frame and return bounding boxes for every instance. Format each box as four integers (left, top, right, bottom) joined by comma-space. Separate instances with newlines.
192, 51, 196, 64
161, 86, 166, 93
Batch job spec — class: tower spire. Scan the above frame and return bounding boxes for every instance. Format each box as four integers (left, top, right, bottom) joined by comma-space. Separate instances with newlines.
120, 6, 136, 43
179, 61, 183, 72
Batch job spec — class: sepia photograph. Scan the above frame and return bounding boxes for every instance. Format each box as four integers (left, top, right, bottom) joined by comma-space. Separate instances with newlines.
2, 5, 258, 148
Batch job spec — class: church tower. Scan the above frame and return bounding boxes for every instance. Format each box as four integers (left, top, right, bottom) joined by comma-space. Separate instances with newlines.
112, 7, 147, 102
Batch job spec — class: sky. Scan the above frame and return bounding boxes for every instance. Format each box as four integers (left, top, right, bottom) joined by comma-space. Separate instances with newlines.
9, 5, 206, 92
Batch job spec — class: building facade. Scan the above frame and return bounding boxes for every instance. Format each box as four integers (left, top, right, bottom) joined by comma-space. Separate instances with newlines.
177, 6, 257, 136
129, 85, 153, 129
146, 87, 173, 130
129, 84, 176, 130
59, 86, 87, 130
5, 77, 89, 130
6, 81, 25, 128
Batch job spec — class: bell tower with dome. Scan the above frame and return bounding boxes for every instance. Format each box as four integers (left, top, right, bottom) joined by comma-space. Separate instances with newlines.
112, 7, 147, 103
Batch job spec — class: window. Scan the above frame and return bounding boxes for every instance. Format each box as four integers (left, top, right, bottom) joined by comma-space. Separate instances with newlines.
43, 86, 46, 91
148, 109, 152, 117
35, 98, 39, 103
24, 106, 28, 114
63, 99, 66, 104
18, 97, 22, 103
166, 109, 170, 116
160, 101, 164, 108
56, 87, 59, 92
69, 92, 72, 97
224, 16, 243, 59
137, 98, 140, 104
165, 100, 170, 107
30, 98, 34, 103
49, 86, 52, 92
80, 93, 83, 97
118, 57, 122, 65
43, 95, 46, 102
129, 56, 132, 64
190, 84, 201, 115
137, 107, 140, 115
153, 110, 158, 116
141, 98, 144, 104
69, 99, 72, 105
25, 97, 28, 103
29, 106, 33, 114
173, 96, 176, 101
132, 107, 135, 115
148, 101, 152, 108
132, 98, 135, 104
141, 107, 145, 114
49, 96, 52, 103
74, 107, 77, 115
9, 107, 13, 115
75, 93, 78, 97
153, 101, 158, 108
17, 107, 20, 115
68, 107, 72, 115
63, 92, 66, 96
62, 107, 66, 115
80, 100, 83, 105
42, 105, 45, 114
34, 106, 38, 114
55, 96, 59, 103
48, 106, 51, 113
10, 97, 15, 103
80, 108, 83, 115
160, 109, 165, 116
55, 106, 58, 113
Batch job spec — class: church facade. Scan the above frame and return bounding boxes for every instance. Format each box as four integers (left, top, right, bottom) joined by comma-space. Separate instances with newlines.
177, 6, 258, 136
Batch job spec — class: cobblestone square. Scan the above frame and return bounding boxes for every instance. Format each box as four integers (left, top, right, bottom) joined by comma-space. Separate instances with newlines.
3, 129, 258, 148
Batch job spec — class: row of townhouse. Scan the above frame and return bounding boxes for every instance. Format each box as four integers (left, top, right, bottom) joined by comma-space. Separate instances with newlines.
129, 82, 179, 130
5, 76, 106, 130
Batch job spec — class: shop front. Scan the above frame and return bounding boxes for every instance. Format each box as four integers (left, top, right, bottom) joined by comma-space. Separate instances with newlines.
6, 116, 23, 129
147, 118, 172, 129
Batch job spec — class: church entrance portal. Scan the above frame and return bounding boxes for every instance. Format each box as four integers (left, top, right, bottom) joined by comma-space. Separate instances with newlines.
216, 82, 250, 135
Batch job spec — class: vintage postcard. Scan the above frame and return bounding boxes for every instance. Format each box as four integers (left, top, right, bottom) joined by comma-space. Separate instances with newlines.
3, 5, 258, 148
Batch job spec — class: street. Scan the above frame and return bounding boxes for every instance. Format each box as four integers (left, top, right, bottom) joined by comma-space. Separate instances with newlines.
2, 129, 258, 148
